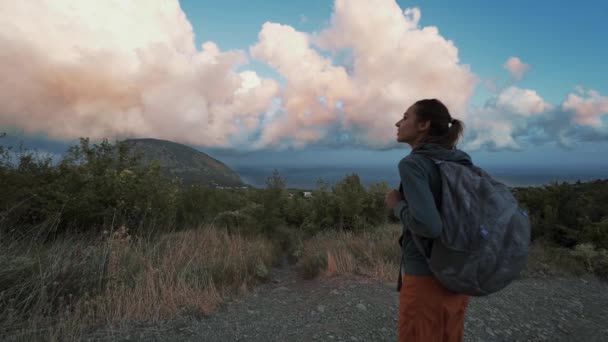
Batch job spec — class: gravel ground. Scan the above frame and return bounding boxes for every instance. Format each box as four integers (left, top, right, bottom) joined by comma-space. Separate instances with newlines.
82, 267, 608, 342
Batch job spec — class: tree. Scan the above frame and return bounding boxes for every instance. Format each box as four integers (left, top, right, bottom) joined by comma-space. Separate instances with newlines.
334, 174, 366, 230
257, 169, 288, 235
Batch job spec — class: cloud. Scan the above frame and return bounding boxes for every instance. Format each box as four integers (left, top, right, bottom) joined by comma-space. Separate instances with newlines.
562, 88, 608, 127
251, 0, 477, 148
464, 87, 608, 151
1, 0, 606, 152
463, 85, 549, 151
250, 22, 354, 147
0, 0, 279, 147
503, 56, 530, 80
496, 86, 553, 116
503, 57, 530, 81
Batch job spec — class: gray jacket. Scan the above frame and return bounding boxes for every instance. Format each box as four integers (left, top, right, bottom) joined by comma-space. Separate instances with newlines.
393, 143, 473, 276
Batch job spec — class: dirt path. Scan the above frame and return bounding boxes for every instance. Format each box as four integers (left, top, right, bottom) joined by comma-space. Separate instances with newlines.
86, 267, 608, 342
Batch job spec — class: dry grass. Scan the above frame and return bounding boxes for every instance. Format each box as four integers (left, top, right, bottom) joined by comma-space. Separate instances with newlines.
3, 221, 605, 341
296, 224, 401, 281
0, 225, 275, 341
522, 239, 608, 279
297, 224, 608, 284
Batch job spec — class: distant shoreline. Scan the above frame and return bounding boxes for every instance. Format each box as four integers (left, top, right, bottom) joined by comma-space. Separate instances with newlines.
234, 165, 608, 189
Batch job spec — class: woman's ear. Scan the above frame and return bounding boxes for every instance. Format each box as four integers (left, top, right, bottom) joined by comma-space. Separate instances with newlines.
417, 120, 431, 132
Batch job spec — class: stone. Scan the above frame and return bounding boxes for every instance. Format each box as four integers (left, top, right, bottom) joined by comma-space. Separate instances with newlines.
255, 264, 269, 279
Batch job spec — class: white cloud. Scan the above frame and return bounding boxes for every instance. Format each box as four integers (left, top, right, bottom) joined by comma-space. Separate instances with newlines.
1, 0, 605, 152
464, 87, 608, 151
496, 86, 552, 116
250, 22, 353, 147
503, 57, 530, 80
563, 88, 608, 127
251, 0, 477, 147
464, 86, 552, 151
465, 113, 521, 151
0, 0, 279, 147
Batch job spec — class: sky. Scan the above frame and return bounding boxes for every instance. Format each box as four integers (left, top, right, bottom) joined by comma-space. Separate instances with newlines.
1, 0, 607, 181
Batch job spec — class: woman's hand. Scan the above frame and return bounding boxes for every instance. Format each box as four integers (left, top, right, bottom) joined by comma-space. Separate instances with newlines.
385, 189, 404, 210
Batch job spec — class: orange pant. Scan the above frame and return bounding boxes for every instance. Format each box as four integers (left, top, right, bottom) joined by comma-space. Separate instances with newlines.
399, 275, 470, 342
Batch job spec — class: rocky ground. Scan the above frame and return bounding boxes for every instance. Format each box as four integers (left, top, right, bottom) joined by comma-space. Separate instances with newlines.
83, 266, 608, 342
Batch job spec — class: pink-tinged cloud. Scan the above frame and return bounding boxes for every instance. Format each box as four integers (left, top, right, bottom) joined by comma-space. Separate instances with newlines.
465, 86, 552, 151
251, 0, 477, 148
503, 57, 530, 80
0, 0, 279, 147
496, 86, 553, 116
465, 113, 521, 151
563, 88, 608, 127
2, 0, 602, 151
250, 22, 354, 147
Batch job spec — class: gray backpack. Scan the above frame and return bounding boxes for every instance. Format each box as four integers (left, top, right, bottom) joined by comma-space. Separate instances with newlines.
407, 158, 531, 296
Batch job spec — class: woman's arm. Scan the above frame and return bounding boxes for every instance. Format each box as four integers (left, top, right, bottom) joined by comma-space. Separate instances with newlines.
393, 158, 442, 238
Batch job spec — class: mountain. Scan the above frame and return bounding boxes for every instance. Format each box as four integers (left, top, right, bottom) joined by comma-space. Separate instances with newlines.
124, 138, 245, 187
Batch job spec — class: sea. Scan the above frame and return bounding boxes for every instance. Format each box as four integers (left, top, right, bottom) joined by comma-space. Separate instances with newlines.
232, 164, 608, 190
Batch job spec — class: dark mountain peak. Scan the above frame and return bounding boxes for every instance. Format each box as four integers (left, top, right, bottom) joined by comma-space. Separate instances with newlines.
124, 138, 244, 187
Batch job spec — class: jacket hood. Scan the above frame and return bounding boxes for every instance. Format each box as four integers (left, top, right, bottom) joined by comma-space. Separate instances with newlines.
410, 143, 473, 165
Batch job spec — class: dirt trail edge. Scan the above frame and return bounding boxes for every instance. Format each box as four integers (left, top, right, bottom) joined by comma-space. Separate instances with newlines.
87, 266, 608, 342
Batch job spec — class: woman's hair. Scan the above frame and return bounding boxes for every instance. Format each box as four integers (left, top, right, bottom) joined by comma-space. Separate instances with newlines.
413, 98, 464, 149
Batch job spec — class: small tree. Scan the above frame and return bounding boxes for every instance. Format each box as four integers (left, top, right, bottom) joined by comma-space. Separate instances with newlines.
257, 169, 288, 235
364, 181, 392, 225
334, 174, 366, 230
307, 178, 339, 233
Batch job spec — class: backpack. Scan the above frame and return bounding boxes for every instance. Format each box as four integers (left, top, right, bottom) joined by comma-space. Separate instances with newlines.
399, 158, 531, 296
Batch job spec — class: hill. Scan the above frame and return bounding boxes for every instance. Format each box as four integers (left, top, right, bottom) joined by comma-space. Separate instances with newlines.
124, 138, 245, 187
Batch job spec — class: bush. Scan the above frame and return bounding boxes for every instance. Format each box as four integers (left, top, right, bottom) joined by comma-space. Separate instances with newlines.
514, 180, 608, 250
0, 226, 276, 339
0, 236, 107, 335
570, 243, 608, 278
1, 138, 181, 237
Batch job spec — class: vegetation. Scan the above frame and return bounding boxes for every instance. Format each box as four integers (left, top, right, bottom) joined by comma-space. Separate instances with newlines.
514, 181, 608, 249
1, 137, 607, 340
124, 138, 244, 187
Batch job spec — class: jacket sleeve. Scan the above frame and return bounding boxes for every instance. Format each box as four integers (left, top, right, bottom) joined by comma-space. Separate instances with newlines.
393, 158, 442, 238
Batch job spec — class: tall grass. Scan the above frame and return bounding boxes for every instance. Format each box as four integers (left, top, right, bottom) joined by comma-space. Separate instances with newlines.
296, 224, 401, 281
2, 221, 606, 341
0, 225, 275, 341
522, 239, 608, 279
297, 224, 608, 283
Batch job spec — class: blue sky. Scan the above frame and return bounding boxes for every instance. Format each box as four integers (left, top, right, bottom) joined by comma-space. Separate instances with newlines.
1, 0, 607, 183
180, 0, 608, 104
181, 0, 608, 169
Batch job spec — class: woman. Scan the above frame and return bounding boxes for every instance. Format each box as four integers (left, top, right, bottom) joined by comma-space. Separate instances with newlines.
385, 99, 472, 342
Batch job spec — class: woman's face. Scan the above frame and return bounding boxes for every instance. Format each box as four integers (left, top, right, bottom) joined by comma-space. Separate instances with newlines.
395, 104, 428, 146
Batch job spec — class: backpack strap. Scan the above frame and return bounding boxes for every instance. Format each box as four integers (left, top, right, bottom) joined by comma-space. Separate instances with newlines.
396, 230, 431, 291
396, 253, 404, 292
396, 183, 405, 292
410, 232, 432, 263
